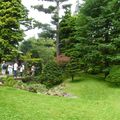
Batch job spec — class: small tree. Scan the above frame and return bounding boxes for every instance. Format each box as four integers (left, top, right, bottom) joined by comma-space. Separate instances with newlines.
66, 59, 80, 81
41, 60, 64, 87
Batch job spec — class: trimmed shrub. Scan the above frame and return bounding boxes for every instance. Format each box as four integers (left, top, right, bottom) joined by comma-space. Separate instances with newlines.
41, 61, 64, 87
106, 65, 120, 83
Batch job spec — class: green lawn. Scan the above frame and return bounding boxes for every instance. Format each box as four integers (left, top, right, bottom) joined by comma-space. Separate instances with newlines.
0, 74, 120, 120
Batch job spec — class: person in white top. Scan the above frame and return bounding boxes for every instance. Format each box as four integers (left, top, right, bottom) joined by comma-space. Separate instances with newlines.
31, 65, 35, 76
13, 62, 18, 78
7, 64, 13, 75
19, 64, 25, 77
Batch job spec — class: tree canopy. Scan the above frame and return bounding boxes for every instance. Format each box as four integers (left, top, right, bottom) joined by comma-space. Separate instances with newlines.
32, 0, 71, 56
0, 0, 30, 61
60, 0, 120, 77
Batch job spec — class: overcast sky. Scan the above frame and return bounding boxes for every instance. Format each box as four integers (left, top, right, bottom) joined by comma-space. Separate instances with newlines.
22, 0, 83, 39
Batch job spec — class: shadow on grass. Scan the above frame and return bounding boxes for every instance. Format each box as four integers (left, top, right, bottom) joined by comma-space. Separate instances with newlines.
107, 82, 120, 88
69, 78, 85, 83
67, 73, 105, 84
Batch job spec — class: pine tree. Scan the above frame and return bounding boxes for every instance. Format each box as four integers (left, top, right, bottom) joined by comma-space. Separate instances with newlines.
32, 0, 71, 56
76, 0, 120, 76
0, 0, 30, 61
59, 9, 77, 57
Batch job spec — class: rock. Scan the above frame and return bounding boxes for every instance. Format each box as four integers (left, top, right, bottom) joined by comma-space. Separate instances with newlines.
0, 82, 3, 85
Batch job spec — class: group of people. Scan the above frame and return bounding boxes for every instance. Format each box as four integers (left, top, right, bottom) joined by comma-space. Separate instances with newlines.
1, 61, 36, 78
1, 61, 25, 78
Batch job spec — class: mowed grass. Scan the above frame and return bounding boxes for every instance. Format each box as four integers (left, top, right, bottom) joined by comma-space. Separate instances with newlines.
0, 74, 120, 120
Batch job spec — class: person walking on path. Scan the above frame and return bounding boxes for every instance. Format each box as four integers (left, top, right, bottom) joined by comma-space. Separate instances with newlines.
1, 61, 7, 75
7, 63, 13, 76
19, 64, 25, 77
31, 65, 35, 76
13, 62, 18, 78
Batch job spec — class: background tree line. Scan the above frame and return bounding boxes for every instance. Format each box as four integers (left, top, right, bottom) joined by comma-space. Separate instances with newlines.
59, 0, 120, 78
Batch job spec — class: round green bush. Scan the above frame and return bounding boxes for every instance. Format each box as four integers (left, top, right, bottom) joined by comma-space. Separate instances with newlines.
106, 65, 120, 83
41, 61, 64, 87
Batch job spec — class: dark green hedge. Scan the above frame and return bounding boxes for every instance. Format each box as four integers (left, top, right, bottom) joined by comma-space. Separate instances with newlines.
106, 65, 120, 83
40, 61, 64, 87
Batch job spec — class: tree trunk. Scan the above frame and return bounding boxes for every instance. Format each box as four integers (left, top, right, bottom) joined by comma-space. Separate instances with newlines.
71, 74, 74, 81
56, 0, 60, 56
104, 20, 110, 78
104, 60, 109, 78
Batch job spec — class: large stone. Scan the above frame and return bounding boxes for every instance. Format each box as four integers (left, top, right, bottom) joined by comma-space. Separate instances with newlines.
0, 82, 3, 85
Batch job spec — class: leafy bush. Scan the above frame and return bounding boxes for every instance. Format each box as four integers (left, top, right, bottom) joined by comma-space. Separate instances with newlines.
87, 66, 102, 74
106, 65, 120, 83
22, 76, 34, 82
21, 75, 42, 83
2, 76, 47, 93
27, 84, 47, 93
13, 80, 28, 90
33, 75, 42, 83
2, 77, 17, 87
41, 61, 64, 87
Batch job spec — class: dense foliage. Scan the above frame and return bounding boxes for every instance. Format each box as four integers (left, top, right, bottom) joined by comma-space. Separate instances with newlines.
41, 61, 64, 87
0, 0, 30, 61
24, 58, 42, 76
106, 65, 120, 83
20, 37, 55, 64
60, 0, 120, 78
